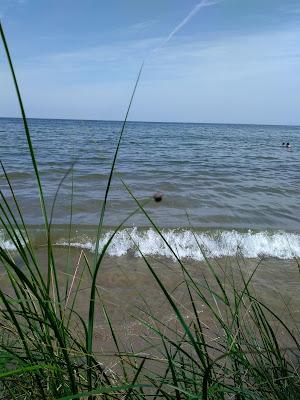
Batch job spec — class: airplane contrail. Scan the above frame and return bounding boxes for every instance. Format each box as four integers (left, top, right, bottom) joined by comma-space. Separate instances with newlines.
152, 0, 222, 54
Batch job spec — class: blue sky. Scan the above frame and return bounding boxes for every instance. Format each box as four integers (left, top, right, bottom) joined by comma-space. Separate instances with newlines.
0, 0, 300, 124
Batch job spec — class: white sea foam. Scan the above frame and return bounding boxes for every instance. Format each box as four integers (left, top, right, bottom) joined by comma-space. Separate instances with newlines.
56, 228, 300, 261
0, 229, 17, 251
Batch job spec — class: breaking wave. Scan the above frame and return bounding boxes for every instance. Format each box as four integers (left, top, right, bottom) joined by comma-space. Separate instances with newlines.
0, 230, 19, 251
56, 228, 300, 261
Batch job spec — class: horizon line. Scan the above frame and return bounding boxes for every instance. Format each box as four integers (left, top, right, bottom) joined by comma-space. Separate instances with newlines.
0, 115, 299, 128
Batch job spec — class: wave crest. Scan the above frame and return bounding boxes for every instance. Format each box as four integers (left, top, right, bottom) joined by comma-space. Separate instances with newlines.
57, 228, 300, 260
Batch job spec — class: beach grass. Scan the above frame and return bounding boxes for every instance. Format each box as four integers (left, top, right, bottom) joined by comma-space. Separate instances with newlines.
0, 21, 300, 399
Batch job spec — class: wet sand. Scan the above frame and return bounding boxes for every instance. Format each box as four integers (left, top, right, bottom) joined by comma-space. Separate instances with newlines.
51, 249, 300, 339
2, 247, 300, 372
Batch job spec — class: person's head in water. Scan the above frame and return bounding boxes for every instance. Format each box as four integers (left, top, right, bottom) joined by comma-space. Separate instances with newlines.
153, 192, 163, 202
286, 143, 290, 148
282, 142, 285, 146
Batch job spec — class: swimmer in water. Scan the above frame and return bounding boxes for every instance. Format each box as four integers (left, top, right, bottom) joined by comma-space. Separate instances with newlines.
286, 143, 291, 148
153, 192, 163, 202
282, 142, 285, 146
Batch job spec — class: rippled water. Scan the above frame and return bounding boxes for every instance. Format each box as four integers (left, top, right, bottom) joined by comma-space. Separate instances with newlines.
1, 117, 299, 258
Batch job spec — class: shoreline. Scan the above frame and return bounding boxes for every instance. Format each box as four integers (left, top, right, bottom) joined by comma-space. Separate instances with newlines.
2, 225, 300, 260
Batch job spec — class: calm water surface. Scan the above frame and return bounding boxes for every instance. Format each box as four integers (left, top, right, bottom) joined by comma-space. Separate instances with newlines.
1, 118, 299, 259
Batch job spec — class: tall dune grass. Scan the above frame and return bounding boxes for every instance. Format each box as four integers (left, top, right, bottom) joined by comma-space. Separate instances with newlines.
0, 21, 300, 399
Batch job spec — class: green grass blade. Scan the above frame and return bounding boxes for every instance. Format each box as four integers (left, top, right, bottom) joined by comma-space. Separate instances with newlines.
0, 22, 49, 230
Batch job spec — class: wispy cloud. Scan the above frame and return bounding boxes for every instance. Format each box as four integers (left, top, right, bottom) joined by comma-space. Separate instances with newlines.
21, 25, 300, 86
0, 0, 27, 18
278, 3, 300, 15
1, 24, 300, 124
285, 6, 300, 15
277, 2, 300, 17
1, 0, 299, 124
127, 19, 157, 34
36, 37, 161, 68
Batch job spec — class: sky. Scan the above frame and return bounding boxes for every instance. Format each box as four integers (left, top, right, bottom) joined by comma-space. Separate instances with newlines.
0, 0, 300, 125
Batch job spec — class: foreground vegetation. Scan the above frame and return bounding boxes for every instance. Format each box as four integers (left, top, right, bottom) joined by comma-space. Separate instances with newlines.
0, 22, 300, 399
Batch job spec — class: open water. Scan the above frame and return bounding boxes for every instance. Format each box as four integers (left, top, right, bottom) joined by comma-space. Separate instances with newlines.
1, 117, 300, 260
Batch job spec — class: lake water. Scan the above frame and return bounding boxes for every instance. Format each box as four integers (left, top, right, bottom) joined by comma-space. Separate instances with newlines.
1, 117, 300, 260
